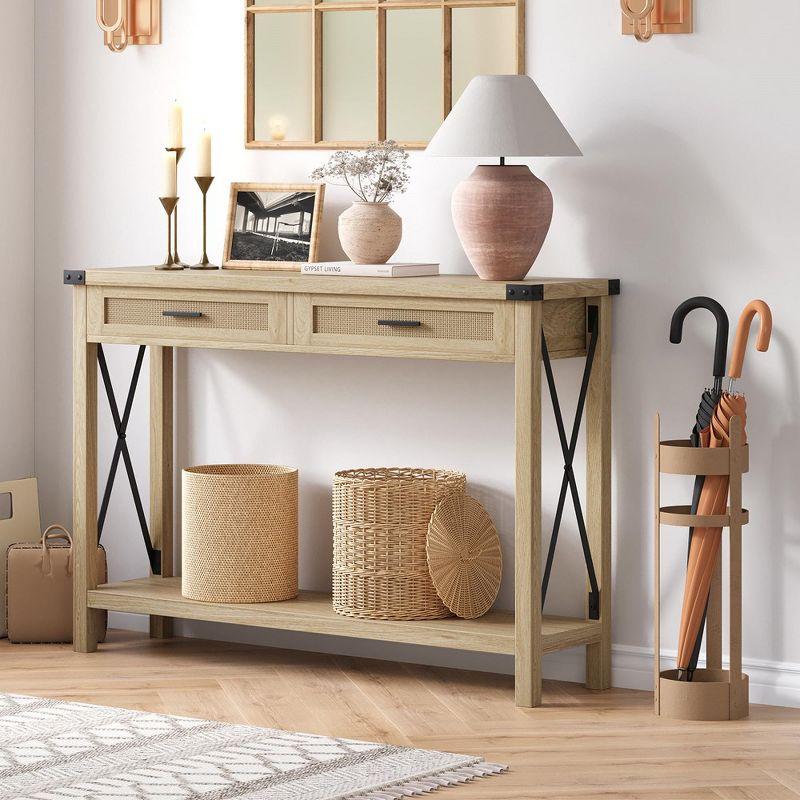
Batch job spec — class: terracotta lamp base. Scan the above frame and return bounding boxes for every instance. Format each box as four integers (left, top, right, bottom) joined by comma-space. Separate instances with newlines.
451, 165, 553, 281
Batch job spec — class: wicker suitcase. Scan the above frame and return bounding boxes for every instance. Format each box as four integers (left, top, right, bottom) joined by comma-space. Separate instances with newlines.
0, 478, 41, 638
6, 525, 108, 644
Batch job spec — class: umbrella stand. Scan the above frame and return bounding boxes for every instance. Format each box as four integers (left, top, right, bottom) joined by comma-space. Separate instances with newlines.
654, 413, 749, 721
677, 300, 771, 681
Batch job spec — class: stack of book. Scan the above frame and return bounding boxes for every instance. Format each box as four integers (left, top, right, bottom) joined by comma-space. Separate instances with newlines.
301, 262, 439, 278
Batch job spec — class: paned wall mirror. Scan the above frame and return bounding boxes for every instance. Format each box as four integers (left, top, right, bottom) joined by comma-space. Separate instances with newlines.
246, 0, 524, 149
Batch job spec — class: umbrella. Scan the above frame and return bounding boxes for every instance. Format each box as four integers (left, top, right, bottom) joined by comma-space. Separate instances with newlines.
670, 297, 730, 445
676, 299, 772, 680
669, 297, 730, 673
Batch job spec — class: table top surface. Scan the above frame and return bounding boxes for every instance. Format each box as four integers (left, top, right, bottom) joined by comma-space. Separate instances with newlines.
75, 267, 619, 302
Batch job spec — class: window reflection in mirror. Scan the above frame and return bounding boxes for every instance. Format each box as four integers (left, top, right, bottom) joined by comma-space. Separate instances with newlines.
254, 13, 313, 142
452, 6, 517, 104
323, 11, 377, 142
386, 9, 442, 142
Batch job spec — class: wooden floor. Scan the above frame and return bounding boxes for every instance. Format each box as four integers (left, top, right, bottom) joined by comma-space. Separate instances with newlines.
1, 631, 799, 800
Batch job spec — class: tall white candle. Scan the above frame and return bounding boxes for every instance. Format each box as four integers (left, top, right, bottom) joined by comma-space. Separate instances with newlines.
167, 102, 183, 149
162, 151, 177, 198
197, 131, 212, 177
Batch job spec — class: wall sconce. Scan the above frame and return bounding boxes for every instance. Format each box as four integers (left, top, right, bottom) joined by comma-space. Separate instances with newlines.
97, 0, 162, 53
621, 0, 692, 42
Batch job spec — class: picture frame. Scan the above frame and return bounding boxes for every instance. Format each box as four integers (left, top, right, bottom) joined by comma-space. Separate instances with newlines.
223, 182, 325, 271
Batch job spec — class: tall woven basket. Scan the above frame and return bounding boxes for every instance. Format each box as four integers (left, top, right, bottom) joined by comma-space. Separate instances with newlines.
182, 464, 298, 603
333, 467, 465, 620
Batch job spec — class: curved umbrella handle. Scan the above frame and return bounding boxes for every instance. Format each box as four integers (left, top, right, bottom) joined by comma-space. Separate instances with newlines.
669, 297, 730, 381
728, 299, 772, 380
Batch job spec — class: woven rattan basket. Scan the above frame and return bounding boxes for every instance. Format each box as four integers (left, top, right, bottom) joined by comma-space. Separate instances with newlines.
332, 467, 466, 620
182, 464, 298, 603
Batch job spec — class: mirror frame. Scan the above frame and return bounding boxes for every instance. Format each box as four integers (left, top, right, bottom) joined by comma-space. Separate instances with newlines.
245, 0, 525, 150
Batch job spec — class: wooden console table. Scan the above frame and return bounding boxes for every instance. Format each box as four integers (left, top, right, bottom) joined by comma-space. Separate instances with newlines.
68, 267, 618, 708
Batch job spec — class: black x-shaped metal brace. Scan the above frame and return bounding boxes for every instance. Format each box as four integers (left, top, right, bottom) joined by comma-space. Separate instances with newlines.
97, 344, 161, 575
540, 305, 601, 620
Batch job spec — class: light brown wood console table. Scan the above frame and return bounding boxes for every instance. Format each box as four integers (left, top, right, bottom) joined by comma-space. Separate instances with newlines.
68, 267, 618, 708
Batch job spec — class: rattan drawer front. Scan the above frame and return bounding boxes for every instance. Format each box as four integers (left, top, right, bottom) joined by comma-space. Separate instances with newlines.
295, 294, 514, 359
88, 287, 287, 345
105, 298, 268, 331
314, 305, 494, 341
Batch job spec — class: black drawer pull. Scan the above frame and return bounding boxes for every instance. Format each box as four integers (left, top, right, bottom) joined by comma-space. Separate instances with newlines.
162, 310, 203, 319
377, 319, 421, 328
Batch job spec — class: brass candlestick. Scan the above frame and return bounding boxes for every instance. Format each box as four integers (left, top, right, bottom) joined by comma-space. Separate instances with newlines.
166, 146, 188, 266
191, 176, 219, 269
157, 197, 182, 270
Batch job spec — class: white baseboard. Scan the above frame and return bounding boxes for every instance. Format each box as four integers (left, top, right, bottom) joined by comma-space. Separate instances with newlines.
608, 644, 800, 709
544, 642, 800, 708
110, 613, 800, 709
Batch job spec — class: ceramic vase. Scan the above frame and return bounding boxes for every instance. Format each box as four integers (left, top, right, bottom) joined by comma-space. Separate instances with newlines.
338, 201, 402, 265
451, 165, 553, 281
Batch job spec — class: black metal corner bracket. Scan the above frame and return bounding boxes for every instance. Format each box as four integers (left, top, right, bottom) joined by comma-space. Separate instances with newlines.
541, 304, 601, 620
506, 284, 544, 301
64, 270, 86, 285
97, 344, 161, 575
608, 279, 621, 296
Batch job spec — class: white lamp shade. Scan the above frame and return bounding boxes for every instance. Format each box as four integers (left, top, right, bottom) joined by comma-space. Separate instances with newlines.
426, 75, 581, 158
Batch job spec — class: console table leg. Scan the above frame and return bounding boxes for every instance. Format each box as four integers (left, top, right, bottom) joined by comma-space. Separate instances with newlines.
149, 346, 174, 639
73, 286, 100, 653
586, 296, 612, 690
514, 302, 543, 708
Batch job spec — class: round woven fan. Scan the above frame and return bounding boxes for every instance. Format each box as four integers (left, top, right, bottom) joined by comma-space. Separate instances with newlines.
426, 494, 502, 619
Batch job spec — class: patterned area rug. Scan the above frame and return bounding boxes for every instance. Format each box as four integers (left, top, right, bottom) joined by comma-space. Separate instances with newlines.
0, 693, 506, 800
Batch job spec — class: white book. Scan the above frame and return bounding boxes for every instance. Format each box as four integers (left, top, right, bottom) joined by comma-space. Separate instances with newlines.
301, 262, 439, 278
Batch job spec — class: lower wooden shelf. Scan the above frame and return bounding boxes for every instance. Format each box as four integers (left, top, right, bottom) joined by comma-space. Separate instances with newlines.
88, 577, 601, 657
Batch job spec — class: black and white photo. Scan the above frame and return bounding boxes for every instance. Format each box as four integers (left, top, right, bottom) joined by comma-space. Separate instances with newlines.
223, 183, 325, 270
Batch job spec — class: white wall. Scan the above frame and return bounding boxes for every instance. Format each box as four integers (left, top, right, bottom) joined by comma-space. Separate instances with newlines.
0, 0, 34, 480
33, 1, 800, 703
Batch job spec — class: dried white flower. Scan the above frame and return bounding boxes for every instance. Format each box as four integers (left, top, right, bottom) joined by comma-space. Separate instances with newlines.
311, 141, 410, 203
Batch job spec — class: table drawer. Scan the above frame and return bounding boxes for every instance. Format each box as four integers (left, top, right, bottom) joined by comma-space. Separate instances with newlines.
294, 294, 513, 359
88, 287, 287, 345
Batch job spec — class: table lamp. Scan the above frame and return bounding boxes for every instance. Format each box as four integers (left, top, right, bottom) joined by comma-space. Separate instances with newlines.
426, 75, 581, 281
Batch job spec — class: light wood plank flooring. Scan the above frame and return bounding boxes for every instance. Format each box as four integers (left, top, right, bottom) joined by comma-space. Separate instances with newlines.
1, 630, 799, 799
